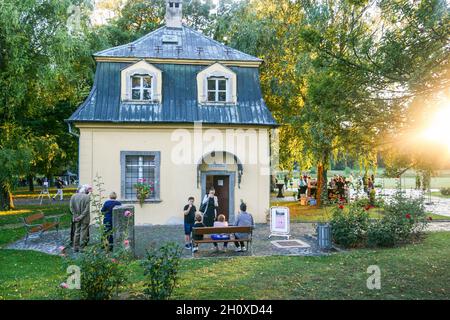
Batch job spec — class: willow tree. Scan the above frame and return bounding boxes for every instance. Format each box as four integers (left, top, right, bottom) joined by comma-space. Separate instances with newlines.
0, 0, 93, 209
218, 0, 448, 205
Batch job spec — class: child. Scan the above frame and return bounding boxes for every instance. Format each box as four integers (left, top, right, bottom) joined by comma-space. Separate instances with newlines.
212, 214, 229, 252
192, 213, 205, 253
183, 196, 196, 249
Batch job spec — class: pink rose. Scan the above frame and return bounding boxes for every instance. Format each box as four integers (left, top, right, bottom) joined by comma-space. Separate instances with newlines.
111, 258, 117, 263
124, 210, 133, 217
60, 282, 69, 289
123, 239, 130, 247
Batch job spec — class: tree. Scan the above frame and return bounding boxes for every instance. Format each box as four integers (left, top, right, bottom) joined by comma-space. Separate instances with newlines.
0, 0, 94, 208
215, 0, 449, 205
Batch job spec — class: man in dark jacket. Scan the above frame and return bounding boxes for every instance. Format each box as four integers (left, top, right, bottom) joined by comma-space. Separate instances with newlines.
101, 192, 122, 251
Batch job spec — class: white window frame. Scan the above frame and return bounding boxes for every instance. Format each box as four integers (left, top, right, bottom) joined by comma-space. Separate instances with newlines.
120, 60, 162, 102
196, 62, 237, 105
207, 77, 228, 103
131, 74, 153, 101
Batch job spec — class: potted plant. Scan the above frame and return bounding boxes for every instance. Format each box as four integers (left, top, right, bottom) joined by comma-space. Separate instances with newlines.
134, 178, 154, 207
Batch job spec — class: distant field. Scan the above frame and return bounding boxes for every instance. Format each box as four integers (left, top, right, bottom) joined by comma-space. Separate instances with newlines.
284, 169, 450, 189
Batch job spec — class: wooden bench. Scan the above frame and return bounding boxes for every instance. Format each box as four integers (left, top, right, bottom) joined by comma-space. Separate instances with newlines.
191, 226, 253, 256
22, 213, 61, 243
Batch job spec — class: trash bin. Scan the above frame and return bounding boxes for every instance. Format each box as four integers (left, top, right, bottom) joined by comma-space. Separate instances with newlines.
317, 223, 332, 250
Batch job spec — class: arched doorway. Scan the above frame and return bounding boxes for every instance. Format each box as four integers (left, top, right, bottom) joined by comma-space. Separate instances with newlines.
197, 151, 243, 223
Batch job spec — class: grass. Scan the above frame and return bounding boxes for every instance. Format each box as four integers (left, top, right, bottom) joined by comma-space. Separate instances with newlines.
431, 191, 450, 199
0, 203, 72, 247
1, 232, 449, 299
285, 169, 450, 189
12, 188, 77, 199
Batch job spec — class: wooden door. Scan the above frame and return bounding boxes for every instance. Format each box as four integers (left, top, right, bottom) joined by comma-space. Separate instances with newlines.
213, 175, 229, 221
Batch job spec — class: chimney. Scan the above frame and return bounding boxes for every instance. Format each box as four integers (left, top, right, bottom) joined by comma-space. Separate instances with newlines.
165, 0, 182, 29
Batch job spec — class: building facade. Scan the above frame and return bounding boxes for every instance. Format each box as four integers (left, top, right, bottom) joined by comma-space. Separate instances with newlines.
68, 0, 277, 225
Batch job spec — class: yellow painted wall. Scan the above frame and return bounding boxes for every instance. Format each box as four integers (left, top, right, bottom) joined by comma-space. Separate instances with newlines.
77, 124, 271, 225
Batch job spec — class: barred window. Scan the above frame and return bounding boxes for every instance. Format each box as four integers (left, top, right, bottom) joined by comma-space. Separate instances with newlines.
121, 152, 160, 201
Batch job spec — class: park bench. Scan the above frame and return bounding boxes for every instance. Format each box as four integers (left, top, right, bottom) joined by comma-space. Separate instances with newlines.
22, 213, 61, 243
191, 226, 253, 256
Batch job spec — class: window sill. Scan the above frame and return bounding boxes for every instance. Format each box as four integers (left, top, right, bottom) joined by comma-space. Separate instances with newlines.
200, 102, 237, 106
122, 100, 160, 104
120, 199, 162, 204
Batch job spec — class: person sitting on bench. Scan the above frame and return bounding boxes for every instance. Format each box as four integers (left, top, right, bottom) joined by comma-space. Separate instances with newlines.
212, 214, 229, 252
192, 213, 205, 253
234, 202, 254, 252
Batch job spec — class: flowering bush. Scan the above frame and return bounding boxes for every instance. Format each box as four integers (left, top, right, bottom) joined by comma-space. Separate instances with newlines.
71, 246, 129, 300
134, 178, 154, 206
330, 203, 369, 248
142, 242, 182, 300
367, 190, 428, 247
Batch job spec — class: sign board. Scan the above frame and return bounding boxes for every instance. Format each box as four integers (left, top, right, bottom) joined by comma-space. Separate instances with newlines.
217, 179, 224, 186
269, 206, 290, 239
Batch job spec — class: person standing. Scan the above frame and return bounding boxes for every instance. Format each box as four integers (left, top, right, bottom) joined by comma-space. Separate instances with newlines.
70, 185, 92, 252
183, 196, 197, 250
200, 188, 218, 227
52, 178, 64, 201
101, 192, 122, 251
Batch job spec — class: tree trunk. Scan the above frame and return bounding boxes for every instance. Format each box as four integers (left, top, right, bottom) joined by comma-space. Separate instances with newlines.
0, 184, 14, 210
316, 151, 329, 207
27, 175, 34, 192
0, 186, 8, 210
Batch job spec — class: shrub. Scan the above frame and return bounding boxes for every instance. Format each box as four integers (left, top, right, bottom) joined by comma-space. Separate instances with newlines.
440, 187, 450, 196
142, 242, 182, 300
367, 190, 428, 247
73, 246, 129, 300
61, 175, 131, 300
369, 189, 376, 205
330, 203, 369, 248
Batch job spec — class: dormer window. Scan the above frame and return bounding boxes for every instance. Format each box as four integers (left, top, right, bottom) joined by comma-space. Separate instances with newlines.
131, 75, 152, 100
121, 60, 162, 103
207, 77, 227, 102
197, 62, 237, 105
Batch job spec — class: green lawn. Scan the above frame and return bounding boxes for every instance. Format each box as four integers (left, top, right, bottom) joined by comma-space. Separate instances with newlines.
431, 191, 450, 199
285, 169, 450, 189
0, 203, 72, 247
12, 187, 77, 200
1, 232, 449, 299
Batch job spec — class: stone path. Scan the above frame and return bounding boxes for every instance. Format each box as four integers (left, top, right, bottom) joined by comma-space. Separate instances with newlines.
5, 222, 450, 258
5, 223, 323, 258
135, 223, 321, 258
6, 229, 70, 255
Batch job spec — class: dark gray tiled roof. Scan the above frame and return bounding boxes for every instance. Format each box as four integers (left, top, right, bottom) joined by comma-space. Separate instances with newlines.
68, 63, 277, 126
94, 25, 262, 62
